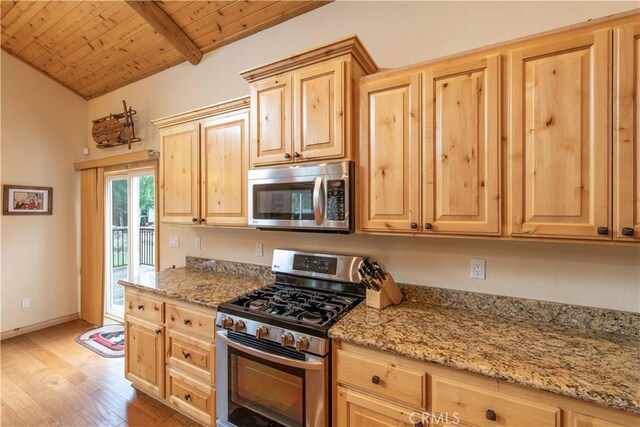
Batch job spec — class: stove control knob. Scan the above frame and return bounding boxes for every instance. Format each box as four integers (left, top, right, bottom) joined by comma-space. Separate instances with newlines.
295, 336, 310, 352
280, 332, 295, 347
233, 320, 246, 332
255, 325, 269, 339
221, 317, 234, 329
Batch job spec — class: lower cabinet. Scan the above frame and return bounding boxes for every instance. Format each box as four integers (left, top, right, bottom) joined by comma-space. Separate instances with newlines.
334, 341, 639, 427
125, 289, 216, 426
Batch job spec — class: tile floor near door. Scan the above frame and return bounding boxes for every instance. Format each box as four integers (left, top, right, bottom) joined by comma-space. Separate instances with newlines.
0, 320, 200, 427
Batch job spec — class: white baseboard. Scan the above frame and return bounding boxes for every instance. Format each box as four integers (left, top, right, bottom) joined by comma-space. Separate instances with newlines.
0, 312, 80, 341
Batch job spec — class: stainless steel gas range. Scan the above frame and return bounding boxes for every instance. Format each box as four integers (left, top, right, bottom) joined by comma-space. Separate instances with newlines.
215, 249, 367, 427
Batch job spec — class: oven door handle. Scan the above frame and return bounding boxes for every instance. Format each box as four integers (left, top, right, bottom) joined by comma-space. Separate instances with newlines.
313, 176, 325, 226
216, 330, 325, 371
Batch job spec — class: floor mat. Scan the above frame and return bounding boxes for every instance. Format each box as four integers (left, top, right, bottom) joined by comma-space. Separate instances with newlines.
76, 324, 124, 358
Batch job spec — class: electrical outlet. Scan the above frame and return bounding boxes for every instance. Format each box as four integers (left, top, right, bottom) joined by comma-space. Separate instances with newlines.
169, 236, 180, 248
470, 258, 486, 280
255, 242, 263, 257
21, 297, 31, 309
195, 237, 201, 250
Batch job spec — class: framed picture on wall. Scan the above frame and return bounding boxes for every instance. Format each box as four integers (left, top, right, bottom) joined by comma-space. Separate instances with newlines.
2, 185, 53, 215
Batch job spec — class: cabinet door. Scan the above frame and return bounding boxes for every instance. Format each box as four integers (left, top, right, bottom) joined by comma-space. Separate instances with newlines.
360, 72, 421, 232
160, 123, 200, 224
250, 75, 292, 167
423, 55, 500, 235
200, 111, 249, 226
508, 30, 611, 239
293, 60, 345, 161
613, 24, 640, 241
125, 316, 164, 399
336, 386, 419, 427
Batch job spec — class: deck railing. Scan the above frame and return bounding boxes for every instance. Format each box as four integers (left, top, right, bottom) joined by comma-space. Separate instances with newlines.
112, 226, 155, 267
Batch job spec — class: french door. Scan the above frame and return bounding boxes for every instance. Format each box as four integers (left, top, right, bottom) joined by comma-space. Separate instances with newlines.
104, 167, 156, 320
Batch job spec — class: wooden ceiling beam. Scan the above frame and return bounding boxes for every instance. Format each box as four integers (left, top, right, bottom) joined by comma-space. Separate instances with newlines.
125, 0, 202, 65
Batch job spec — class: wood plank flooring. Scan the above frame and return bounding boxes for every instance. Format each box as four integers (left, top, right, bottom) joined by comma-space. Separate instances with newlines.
0, 320, 200, 427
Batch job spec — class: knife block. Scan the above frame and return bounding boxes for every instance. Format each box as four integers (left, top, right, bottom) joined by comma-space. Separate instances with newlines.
365, 274, 402, 309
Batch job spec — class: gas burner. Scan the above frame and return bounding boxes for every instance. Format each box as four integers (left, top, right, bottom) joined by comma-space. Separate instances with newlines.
298, 311, 326, 325
247, 300, 268, 311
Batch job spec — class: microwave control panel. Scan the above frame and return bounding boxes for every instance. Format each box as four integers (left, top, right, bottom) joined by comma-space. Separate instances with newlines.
326, 179, 346, 221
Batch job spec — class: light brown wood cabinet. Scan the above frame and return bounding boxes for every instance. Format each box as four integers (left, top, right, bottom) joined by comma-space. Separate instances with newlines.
613, 23, 640, 241
334, 341, 640, 427
124, 288, 217, 426
153, 97, 250, 227
360, 54, 500, 236
242, 36, 377, 168
508, 29, 612, 240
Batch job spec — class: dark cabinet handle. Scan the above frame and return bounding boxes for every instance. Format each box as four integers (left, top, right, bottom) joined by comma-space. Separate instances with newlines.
486, 409, 497, 421
597, 227, 609, 236
424, 223, 432, 230
293, 152, 300, 158
371, 375, 380, 385
184, 393, 191, 401
284, 153, 291, 159
410, 223, 418, 230
184, 319, 192, 326
155, 328, 161, 334
621, 227, 635, 237
182, 351, 191, 359
137, 304, 144, 310
192, 218, 198, 223
200, 218, 206, 224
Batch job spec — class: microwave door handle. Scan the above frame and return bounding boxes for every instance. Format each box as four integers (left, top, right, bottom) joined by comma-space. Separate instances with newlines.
216, 330, 324, 371
313, 176, 325, 225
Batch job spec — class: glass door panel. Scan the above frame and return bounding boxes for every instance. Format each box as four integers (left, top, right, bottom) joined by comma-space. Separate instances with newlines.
106, 177, 128, 319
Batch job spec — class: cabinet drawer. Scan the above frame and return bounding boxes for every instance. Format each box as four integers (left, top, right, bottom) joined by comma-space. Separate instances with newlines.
167, 368, 215, 426
166, 328, 215, 384
166, 302, 215, 339
125, 292, 163, 323
431, 377, 560, 427
336, 349, 426, 409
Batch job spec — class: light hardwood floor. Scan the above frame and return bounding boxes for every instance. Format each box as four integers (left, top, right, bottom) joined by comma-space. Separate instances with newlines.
0, 320, 200, 427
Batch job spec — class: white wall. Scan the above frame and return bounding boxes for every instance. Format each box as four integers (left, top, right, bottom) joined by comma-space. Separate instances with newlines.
1, 52, 86, 333
83, 1, 639, 313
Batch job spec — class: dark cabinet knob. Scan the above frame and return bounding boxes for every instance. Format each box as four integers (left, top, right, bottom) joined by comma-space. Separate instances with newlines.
410, 222, 418, 230
155, 328, 162, 334
183, 319, 191, 326
597, 227, 609, 236
424, 223, 433, 230
182, 351, 191, 359
486, 409, 497, 421
621, 227, 635, 237
413, 422, 423, 427
192, 218, 198, 223
371, 375, 380, 385
184, 393, 191, 401
200, 218, 206, 224
137, 304, 144, 310
293, 152, 300, 158
284, 153, 291, 159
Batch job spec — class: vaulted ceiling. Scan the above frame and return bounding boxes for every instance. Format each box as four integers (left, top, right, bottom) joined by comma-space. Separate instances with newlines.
1, 1, 329, 99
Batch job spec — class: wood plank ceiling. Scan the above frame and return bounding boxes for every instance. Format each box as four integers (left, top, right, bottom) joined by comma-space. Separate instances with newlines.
1, 1, 329, 99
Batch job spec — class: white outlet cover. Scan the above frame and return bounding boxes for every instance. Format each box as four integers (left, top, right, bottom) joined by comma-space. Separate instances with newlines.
195, 237, 201, 250
21, 297, 31, 308
255, 242, 263, 257
169, 236, 180, 248
470, 258, 486, 280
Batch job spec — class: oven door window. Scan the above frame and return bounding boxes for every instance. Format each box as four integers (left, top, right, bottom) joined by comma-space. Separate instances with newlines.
253, 182, 314, 221
229, 347, 305, 427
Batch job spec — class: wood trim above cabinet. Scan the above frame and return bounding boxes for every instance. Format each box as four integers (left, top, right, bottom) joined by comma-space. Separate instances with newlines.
74, 150, 159, 171
240, 35, 378, 83
151, 96, 250, 129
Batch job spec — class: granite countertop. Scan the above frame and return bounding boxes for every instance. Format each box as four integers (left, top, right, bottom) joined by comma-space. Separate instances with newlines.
329, 301, 640, 414
117, 262, 272, 309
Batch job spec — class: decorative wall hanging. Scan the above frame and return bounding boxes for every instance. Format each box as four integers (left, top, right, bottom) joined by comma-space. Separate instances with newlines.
92, 100, 141, 149
3, 185, 53, 215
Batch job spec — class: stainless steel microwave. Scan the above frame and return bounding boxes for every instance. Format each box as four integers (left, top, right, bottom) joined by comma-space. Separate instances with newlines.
248, 161, 353, 233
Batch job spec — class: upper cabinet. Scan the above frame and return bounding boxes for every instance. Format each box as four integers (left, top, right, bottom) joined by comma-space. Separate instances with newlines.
153, 97, 250, 227
613, 23, 640, 241
423, 55, 501, 235
241, 36, 378, 168
508, 30, 612, 240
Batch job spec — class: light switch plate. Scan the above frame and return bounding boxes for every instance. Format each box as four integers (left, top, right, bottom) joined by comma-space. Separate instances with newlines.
21, 297, 30, 309
169, 236, 180, 248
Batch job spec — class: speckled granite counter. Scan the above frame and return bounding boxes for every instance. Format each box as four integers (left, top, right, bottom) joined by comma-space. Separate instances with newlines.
329, 299, 640, 414
117, 258, 272, 309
